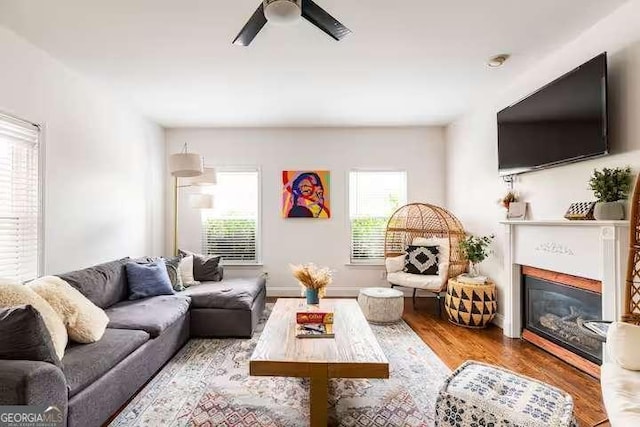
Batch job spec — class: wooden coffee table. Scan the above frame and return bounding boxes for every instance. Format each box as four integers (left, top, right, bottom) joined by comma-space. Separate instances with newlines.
250, 299, 389, 426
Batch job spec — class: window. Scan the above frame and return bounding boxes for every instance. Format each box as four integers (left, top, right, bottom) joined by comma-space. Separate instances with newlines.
202, 168, 260, 264
0, 114, 41, 282
349, 171, 407, 263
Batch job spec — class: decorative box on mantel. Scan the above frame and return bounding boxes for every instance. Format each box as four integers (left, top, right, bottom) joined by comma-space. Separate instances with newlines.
500, 220, 629, 376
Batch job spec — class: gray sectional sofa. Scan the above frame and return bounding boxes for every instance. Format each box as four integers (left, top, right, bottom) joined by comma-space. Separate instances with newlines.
0, 257, 266, 427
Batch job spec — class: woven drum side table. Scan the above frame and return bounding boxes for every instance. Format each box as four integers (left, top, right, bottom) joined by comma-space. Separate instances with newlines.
445, 277, 497, 328
358, 287, 404, 324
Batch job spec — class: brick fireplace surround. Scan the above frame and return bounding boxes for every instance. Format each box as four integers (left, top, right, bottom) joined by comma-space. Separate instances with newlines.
501, 220, 629, 376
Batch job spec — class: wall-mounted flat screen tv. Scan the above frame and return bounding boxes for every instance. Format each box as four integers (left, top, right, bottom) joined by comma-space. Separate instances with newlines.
497, 53, 608, 176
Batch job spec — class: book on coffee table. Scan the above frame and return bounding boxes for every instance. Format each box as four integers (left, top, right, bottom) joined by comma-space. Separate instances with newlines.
295, 323, 334, 338
296, 311, 334, 324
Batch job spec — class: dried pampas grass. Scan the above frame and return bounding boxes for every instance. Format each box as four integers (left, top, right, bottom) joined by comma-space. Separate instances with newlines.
290, 263, 333, 297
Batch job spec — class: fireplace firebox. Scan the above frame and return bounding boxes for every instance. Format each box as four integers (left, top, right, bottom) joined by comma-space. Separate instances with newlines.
524, 275, 602, 364
521, 267, 603, 376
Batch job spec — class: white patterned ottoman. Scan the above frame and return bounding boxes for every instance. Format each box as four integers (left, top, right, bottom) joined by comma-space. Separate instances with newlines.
358, 287, 404, 324
435, 361, 577, 427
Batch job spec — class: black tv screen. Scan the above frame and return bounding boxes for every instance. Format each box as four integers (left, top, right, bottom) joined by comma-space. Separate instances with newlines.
497, 53, 608, 176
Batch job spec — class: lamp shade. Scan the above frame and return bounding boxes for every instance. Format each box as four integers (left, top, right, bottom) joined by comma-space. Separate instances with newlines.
169, 152, 203, 177
189, 194, 214, 209
182, 168, 217, 186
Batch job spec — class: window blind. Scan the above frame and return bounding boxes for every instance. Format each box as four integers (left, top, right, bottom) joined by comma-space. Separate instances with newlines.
349, 171, 407, 263
0, 115, 40, 282
202, 169, 260, 263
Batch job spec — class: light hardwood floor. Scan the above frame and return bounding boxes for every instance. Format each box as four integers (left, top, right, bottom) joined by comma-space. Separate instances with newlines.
402, 297, 608, 427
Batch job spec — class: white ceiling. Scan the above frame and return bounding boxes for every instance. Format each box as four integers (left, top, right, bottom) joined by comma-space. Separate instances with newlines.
0, 0, 628, 127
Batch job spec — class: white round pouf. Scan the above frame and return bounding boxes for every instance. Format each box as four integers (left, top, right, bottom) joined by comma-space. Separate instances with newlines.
358, 287, 404, 324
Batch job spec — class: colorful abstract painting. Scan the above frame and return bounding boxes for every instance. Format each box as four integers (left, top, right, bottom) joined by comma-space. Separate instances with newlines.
282, 171, 331, 218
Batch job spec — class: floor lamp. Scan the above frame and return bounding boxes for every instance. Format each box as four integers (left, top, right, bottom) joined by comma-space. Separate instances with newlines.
168, 144, 215, 256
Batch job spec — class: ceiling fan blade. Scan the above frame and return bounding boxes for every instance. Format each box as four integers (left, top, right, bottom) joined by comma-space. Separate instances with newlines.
233, 3, 268, 46
301, 0, 352, 41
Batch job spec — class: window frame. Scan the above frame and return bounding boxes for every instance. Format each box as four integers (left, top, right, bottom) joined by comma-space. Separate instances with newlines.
201, 165, 262, 266
0, 112, 44, 282
347, 169, 408, 266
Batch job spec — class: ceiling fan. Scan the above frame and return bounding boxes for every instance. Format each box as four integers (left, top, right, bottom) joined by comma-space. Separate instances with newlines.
233, 0, 352, 46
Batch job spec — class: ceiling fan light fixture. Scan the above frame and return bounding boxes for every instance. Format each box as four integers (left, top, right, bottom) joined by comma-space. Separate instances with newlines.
263, 0, 301, 25
487, 54, 510, 68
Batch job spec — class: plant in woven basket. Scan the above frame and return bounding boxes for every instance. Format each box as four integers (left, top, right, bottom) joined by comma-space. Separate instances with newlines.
459, 234, 494, 277
588, 166, 632, 220
290, 263, 333, 304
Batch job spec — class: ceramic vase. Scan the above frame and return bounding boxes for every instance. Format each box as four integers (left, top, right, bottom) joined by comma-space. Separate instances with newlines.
306, 288, 320, 305
593, 201, 625, 220
468, 261, 481, 277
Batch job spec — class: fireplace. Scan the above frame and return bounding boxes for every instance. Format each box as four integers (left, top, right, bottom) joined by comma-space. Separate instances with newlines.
521, 266, 602, 377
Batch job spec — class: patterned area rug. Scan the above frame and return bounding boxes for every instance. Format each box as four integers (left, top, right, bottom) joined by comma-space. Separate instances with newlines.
110, 304, 450, 427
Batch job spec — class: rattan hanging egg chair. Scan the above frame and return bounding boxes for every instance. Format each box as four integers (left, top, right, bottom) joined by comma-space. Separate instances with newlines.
384, 203, 467, 311
623, 173, 640, 324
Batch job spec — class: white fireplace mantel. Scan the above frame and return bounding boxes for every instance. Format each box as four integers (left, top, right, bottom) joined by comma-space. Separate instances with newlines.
500, 219, 629, 339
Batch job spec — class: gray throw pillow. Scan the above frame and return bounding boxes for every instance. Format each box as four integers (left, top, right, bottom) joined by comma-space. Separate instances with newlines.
193, 254, 223, 282
0, 305, 62, 368
178, 250, 223, 282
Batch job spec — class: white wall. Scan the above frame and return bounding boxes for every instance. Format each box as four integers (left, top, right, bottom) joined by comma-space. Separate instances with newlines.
445, 0, 640, 319
0, 26, 166, 274
166, 127, 445, 296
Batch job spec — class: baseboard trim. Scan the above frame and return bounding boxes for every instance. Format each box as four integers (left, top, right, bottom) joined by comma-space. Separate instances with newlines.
266, 286, 440, 298
492, 313, 504, 330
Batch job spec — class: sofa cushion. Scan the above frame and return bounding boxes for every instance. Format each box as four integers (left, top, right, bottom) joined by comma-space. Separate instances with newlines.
181, 277, 266, 310
601, 362, 640, 426
0, 305, 62, 368
57, 258, 130, 309
105, 295, 190, 337
62, 328, 149, 396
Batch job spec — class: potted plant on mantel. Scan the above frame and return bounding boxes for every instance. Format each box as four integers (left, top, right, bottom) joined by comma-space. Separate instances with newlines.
459, 234, 494, 280
588, 166, 633, 220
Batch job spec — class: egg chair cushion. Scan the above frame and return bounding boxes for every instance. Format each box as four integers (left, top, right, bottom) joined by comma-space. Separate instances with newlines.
387, 272, 444, 291
385, 255, 406, 274
413, 237, 450, 263
387, 261, 449, 291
